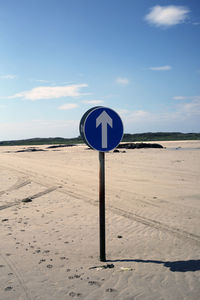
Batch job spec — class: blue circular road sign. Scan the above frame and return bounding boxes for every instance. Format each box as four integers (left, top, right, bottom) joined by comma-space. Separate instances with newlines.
80, 107, 124, 152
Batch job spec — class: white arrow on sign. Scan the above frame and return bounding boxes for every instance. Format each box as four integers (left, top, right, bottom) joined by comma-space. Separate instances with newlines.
96, 111, 113, 148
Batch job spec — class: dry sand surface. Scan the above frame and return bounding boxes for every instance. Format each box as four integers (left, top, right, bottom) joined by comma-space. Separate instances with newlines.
0, 140, 200, 300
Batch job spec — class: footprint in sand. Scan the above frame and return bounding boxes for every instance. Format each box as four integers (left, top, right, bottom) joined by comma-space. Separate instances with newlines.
38, 259, 46, 264
4, 286, 13, 291
69, 291, 82, 297
88, 281, 101, 287
106, 288, 116, 292
43, 250, 50, 254
46, 264, 53, 268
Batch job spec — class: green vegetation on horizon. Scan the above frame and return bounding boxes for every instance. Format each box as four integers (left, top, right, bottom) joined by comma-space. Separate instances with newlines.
0, 132, 200, 146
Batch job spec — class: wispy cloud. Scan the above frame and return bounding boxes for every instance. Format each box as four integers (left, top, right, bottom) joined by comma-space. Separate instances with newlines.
10, 84, 88, 100
173, 96, 187, 100
82, 100, 103, 105
178, 96, 200, 116
116, 77, 129, 86
118, 98, 200, 133
58, 103, 79, 110
192, 22, 200, 26
145, 5, 190, 27
173, 95, 200, 101
173, 96, 200, 116
118, 109, 152, 121
150, 65, 172, 71
29, 78, 50, 83
0, 74, 17, 79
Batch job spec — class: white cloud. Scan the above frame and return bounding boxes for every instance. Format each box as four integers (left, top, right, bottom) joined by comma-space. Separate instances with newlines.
173, 95, 200, 102
173, 96, 187, 100
58, 103, 79, 110
180, 100, 200, 115
29, 79, 50, 83
145, 5, 190, 27
118, 109, 153, 121
116, 77, 129, 86
0, 74, 17, 79
82, 100, 103, 105
150, 65, 172, 71
176, 96, 200, 115
117, 97, 200, 133
10, 84, 88, 100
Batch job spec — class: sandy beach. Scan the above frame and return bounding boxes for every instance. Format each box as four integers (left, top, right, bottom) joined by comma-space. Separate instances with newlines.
0, 140, 200, 300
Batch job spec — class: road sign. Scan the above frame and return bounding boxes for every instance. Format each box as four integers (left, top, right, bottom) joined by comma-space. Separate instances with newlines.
79, 107, 123, 261
80, 107, 123, 152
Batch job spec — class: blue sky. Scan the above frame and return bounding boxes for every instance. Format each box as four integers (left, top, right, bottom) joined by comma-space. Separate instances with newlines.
0, 0, 200, 140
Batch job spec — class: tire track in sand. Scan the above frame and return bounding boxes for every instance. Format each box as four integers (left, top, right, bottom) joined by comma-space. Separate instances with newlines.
0, 251, 32, 300
1, 162, 200, 246
107, 205, 200, 245
0, 178, 31, 196
59, 187, 200, 246
0, 186, 58, 211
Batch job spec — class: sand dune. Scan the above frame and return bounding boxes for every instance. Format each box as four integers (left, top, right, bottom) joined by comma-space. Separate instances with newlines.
0, 141, 200, 299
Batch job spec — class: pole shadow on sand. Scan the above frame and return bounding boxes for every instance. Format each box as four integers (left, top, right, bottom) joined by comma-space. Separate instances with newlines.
106, 259, 200, 272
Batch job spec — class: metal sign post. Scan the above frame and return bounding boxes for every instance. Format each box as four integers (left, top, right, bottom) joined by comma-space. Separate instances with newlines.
99, 151, 106, 261
80, 107, 123, 261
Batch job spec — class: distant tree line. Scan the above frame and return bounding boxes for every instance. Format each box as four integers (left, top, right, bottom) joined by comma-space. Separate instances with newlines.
122, 132, 200, 142
0, 132, 199, 146
0, 137, 82, 146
